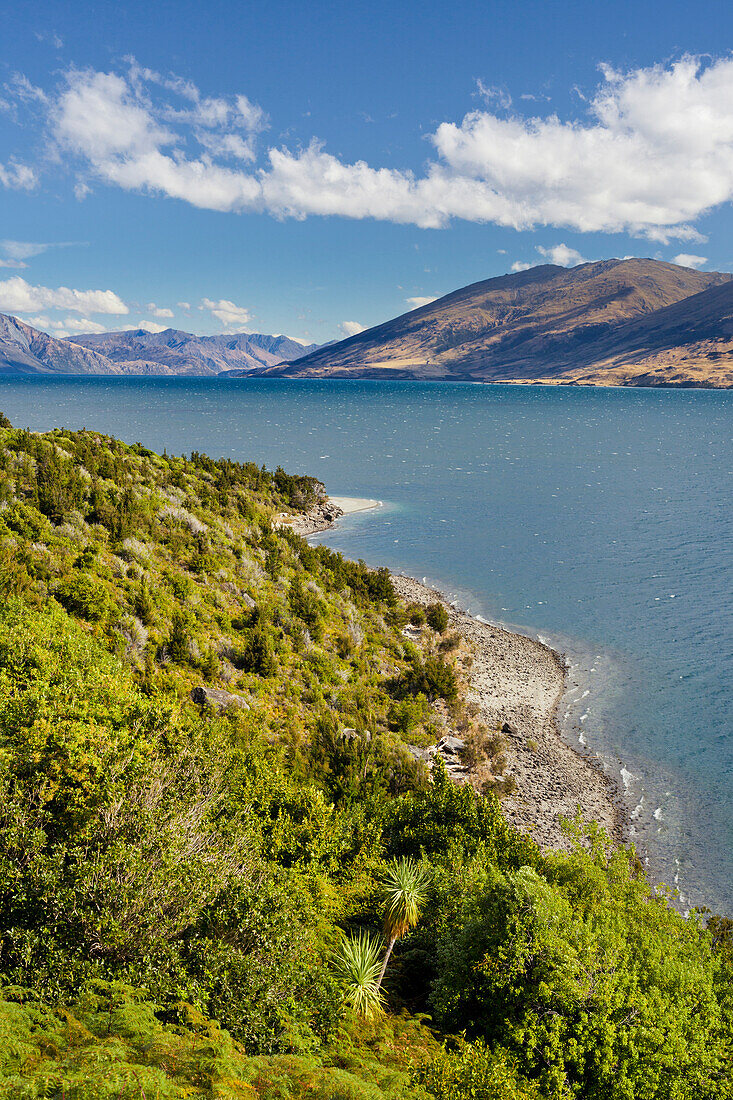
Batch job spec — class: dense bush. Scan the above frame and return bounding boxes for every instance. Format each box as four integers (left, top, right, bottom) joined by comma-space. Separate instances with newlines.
425, 603, 449, 633
54, 572, 110, 620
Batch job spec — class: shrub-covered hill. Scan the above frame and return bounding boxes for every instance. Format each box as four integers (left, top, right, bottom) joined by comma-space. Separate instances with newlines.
0, 418, 730, 1100
0, 421, 475, 777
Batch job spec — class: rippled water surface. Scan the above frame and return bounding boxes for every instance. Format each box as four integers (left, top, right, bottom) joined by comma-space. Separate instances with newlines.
1, 376, 730, 910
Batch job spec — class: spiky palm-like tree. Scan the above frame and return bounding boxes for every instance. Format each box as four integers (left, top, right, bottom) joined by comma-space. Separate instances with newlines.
376, 857, 430, 991
333, 930, 385, 1019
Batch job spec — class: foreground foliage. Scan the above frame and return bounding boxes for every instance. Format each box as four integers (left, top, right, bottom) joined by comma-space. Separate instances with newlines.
0, 420, 729, 1098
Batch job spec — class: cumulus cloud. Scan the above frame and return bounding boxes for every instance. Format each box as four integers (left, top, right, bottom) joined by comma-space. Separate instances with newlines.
26, 315, 108, 337
10, 54, 733, 240
0, 275, 128, 316
672, 253, 708, 268
339, 321, 366, 337
536, 243, 588, 267
406, 296, 438, 308
200, 297, 253, 330
146, 302, 174, 318
135, 319, 169, 333
511, 261, 533, 272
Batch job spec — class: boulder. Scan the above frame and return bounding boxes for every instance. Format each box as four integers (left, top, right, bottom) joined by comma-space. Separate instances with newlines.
191, 685, 250, 711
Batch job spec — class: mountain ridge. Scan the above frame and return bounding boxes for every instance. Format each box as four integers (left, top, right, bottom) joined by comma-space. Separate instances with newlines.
0, 315, 318, 376
72, 327, 319, 375
260, 258, 733, 387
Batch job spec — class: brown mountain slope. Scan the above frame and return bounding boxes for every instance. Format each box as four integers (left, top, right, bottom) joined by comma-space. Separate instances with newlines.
553, 277, 733, 387
262, 259, 733, 386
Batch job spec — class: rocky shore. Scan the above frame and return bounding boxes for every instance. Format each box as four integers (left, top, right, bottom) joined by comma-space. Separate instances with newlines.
276, 498, 345, 536
295, 498, 627, 852
391, 574, 627, 851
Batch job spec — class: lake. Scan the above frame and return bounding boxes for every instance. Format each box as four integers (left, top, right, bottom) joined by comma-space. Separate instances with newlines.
1, 375, 731, 912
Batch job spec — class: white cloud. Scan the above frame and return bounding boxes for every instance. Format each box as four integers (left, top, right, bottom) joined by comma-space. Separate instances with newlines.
510, 261, 533, 272
0, 160, 37, 190
146, 302, 174, 318
200, 297, 253, 330
135, 319, 169, 333
0, 275, 128, 316
406, 296, 437, 308
536, 243, 588, 267
63, 317, 107, 334
12, 54, 733, 240
26, 315, 108, 337
672, 253, 708, 268
177, 301, 191, 311
339, 321, 366, 337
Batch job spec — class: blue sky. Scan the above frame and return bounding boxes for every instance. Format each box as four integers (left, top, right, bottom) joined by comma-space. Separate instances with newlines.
2, 0, 733, 342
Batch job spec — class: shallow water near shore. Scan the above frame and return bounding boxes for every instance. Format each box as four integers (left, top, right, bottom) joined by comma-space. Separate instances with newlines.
0, 375, 730, 911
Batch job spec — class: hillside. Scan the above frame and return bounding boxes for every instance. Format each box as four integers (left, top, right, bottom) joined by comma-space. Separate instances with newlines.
562, 276, 733, 386
72, 326, 319, 375
0, 416, 729, 1098
261, 259, 733, 386
0, 312, 119, 374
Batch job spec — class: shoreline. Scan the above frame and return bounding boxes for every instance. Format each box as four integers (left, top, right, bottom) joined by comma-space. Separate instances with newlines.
301, 498, 628, 852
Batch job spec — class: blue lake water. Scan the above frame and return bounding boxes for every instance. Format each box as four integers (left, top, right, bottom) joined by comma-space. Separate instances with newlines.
0, 376, 730, 912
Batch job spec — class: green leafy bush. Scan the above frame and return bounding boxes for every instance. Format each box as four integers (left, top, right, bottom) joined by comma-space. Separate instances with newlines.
55, 572, 110, 621
425, 603, 449, 633
413, 1040, 539, 1099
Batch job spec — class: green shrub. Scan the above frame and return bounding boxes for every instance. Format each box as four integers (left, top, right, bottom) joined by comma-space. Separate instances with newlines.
409, 605, 426, 626
413, 1040, 539, 1099
55, 572, 109, 621
387, 694, 429, 735
392, 656, 457, 703
240, 623, 276, 675
425, 603, 449, 633
166, 608, 191, 663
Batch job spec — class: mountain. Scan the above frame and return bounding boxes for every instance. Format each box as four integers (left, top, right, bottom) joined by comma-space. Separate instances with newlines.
70, 328, 319, 375
0, 314, 318, 376
259, 259, 733, 386
0, 313, 118, 375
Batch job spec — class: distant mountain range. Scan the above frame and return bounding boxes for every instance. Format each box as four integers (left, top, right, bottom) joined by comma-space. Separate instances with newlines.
0, 317, 318, 376
71, 328, 319, 375
258, 259, 733, 387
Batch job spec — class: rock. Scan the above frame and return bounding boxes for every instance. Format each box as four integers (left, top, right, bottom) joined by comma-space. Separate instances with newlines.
406, 735, 468, 781
191, 685, 250, 711
436, 735, 465, 758
241, 592, 256, 612
341, 727, 371, 742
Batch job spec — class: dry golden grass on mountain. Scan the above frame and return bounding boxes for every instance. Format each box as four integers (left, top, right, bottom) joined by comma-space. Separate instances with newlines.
263, 258, 733, 387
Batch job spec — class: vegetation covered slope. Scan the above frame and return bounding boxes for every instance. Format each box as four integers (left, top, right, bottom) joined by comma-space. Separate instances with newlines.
0, 417, 730, 1099
262, 259, 733, 386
